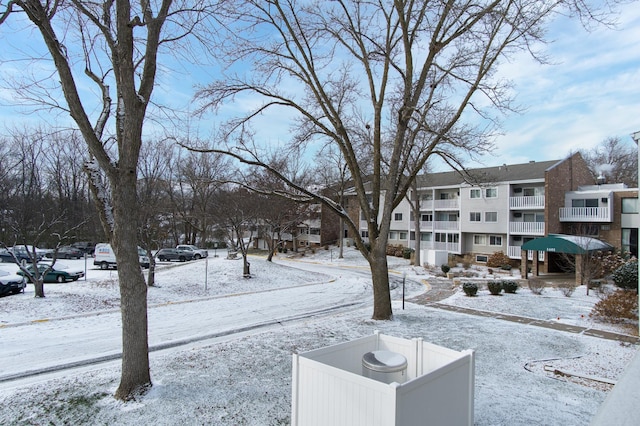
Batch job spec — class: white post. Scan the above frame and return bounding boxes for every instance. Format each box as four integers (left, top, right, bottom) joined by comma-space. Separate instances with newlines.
631, 130, 640, 337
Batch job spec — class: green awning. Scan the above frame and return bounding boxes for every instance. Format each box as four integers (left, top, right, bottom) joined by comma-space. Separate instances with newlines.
521, 234, 614, 254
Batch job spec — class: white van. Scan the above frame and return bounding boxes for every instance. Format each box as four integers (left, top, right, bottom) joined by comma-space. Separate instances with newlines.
93, 243, 150, 270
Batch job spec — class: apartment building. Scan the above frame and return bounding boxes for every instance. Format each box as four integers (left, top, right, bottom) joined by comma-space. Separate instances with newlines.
349, 153, 638, 270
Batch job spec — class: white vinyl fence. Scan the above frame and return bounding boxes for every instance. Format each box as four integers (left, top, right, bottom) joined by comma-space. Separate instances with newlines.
291, 332, 475, 426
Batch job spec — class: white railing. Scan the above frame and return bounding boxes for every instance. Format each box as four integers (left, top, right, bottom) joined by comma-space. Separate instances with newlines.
509, 195, 544, 209
508, 245, 545, 261
434, 220, 460, 231
509, 222, 545, 235
434, 199, 460, 210
559, 207, 611, 222
430, 241, 461, 253
420, 200, 434, 210
420, 221, 434, 230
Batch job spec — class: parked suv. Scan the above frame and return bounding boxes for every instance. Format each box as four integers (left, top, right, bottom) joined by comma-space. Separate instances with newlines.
175, 245, 208, 259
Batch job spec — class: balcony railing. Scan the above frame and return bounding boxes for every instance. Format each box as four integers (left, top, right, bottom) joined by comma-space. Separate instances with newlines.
508, 245, 545, 261
509, 222, 545, 235
420, 220, 434, 230
509, 195, 544, 209
433, 220, 459, 231
423, 241, 461, 253
433, 199, 459, 210
559, 207, 611, 222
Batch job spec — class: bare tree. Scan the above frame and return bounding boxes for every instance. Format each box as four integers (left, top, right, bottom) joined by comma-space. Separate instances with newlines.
167, 148, 231, 246
582, 137, 638, 187
138, 139, 175, 287
214, 187, 260, 277
0, 0, 220, 400
196, 1, 615, 320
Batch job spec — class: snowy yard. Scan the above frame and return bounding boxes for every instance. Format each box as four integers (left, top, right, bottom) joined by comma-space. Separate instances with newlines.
0, 247, 638, 425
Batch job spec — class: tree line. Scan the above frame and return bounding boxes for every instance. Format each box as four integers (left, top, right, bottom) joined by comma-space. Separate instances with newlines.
0, 127, 321, 254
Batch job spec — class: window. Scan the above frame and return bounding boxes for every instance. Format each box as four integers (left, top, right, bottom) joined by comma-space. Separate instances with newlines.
572, 198, 598, 208
485, 188, 497, 198
389, 231, 397, 240
399, 232, 408, 240
523, 187, 543, 197
622, 198, 639, 214
310, 228, 320, 235
489, 235, 502, 246
420, 233, 432, 242
474, 235, 487, 245
476, 255, 488, 263
361, 230, 369, 238
470, 212, 481, 222
421, 213, 433, 222
485, 212, 497, 222
470, 189, 481, 199
524, 213, 545, 223
394, 213, 403, 221
622, 228, 638, 257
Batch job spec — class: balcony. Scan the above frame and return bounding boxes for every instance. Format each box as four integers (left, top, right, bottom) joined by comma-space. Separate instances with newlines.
509, 222, 545, 235
559, 207, 611, 222
508, 245, 545, 261
424, 241, 461, 253
433, 199, 459, 210
419, 220, 434, 231
509, 195, 544, 209
433, 220, 459, 231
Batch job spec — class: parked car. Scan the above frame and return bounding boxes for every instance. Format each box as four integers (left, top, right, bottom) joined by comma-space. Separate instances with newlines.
94, 243, 150, 270
0, 248, 43, 263
176, 245, 208, 259
0, 269, 26, 296
71, 242, 95, 256
45, 246, 84, 260
17, 262, 85, 283
156, 248, 195, 262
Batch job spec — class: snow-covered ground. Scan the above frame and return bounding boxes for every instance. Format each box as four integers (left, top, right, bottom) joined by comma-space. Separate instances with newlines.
0, 247, 638, 425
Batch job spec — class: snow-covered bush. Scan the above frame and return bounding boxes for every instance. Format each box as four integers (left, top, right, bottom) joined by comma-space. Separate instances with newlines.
486, 251, 511, 268
557, 282, 576, 297
462, 282, 478, 297
487, 281, 502, 295
528, 278, 545, 295
611, 260, 638, 291
590, 290, 638, 324
502, 280, 518, 294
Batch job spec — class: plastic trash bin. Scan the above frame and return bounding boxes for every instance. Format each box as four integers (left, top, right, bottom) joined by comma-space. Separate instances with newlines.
362, 350, 408, 384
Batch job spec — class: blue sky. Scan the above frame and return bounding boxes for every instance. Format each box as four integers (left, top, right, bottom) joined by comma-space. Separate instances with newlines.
0, 2, 638, 170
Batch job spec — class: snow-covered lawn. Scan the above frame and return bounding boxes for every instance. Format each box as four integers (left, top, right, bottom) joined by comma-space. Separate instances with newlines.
0, 247, 637, 425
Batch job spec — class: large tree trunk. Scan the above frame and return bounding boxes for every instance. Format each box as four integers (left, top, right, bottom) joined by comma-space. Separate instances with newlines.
369, 242, 392, 320
33, 279, 45, 298
112, 174, 151, 400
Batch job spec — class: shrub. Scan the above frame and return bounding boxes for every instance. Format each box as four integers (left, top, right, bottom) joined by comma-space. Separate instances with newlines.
502, 280, 518, 294
487, 281, 503, 295
500, 264, 512, 271
590, 290, 638, 324
557, 282, 576, 297
462, 255, 473, 270
528, 278, 545, 295
611, 260, 638, 290
487, 251, 511, 268
402, 247, 414, 259
441, 264, 451, 274
462, 282, 478, 296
